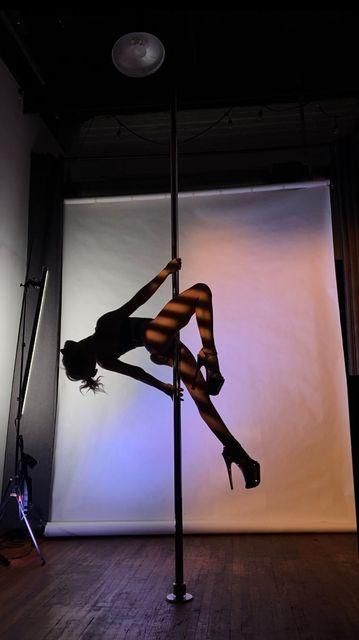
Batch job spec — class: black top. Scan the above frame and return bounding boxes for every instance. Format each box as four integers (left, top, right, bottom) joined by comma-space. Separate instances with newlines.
94, 314, 152, 359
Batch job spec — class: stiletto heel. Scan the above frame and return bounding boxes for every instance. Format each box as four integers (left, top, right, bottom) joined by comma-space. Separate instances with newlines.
191, 349, 225, 395
222, 445, 260, 489
222, 452, 234, 490
191, 358, 202, 389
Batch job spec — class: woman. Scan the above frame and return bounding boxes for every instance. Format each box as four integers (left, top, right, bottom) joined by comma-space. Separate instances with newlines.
61, 258, 260, 490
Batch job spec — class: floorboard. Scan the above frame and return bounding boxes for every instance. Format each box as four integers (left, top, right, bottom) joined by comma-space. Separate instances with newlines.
0, 534, 358, 639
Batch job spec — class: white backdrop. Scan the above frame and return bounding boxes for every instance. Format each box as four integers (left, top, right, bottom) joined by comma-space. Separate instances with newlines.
46, 182, 356, 535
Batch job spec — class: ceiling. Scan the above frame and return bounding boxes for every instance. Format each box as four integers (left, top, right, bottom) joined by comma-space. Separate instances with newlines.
1, 10, 359, 157
1, 10, 359, 114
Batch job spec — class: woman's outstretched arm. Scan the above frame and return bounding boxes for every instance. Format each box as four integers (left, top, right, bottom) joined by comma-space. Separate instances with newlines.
116, 258, 181, 317
98, 358, 181, 399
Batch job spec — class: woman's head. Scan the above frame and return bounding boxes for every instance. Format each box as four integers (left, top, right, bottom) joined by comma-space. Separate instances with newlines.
61, 340, 104, 393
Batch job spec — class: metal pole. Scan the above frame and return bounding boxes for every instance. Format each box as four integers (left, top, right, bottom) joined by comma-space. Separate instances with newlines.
166, 91, 193, 603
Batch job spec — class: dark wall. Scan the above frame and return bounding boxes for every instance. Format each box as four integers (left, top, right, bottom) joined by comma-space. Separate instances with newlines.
64, 143, 330, 200
331, 137, 359, 535
331, 139, 359, 375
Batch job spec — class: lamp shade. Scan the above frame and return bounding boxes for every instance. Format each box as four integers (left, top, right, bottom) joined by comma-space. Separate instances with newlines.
112, 32, 165, 78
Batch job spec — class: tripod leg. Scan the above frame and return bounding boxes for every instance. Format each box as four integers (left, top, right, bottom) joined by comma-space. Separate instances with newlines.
0, 480, 15, 566
0, 554, 10, 567
0, 479, 13, 518
16, 496, 46, 565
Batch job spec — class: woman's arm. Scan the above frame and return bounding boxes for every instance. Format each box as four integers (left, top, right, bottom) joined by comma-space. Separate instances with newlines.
99, 358, 182, 399
115, 258, 181, 317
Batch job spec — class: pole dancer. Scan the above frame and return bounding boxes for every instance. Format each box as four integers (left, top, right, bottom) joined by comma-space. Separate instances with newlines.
61, 259, 260, 490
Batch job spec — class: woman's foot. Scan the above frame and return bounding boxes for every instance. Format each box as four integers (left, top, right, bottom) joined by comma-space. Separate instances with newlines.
222, 444, 260, 489
191, 348, 225, 395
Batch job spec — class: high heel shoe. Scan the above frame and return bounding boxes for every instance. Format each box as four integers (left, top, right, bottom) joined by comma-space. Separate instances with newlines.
222, 445, 260, 490
191, 349, 225, 395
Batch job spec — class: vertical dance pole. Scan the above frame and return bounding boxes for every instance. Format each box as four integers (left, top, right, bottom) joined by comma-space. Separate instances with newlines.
166, 91, 193, 604
110, 31, 192, 604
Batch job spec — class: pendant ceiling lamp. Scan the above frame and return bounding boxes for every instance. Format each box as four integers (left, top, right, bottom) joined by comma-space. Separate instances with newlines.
111, 32, 165, 78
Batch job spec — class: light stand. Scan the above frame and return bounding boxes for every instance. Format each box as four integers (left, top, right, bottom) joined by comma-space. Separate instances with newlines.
112, 33, 193, 603
0, 267, 48, 566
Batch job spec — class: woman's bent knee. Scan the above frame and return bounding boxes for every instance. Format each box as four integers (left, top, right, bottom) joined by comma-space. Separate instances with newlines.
193, 282, 212, 296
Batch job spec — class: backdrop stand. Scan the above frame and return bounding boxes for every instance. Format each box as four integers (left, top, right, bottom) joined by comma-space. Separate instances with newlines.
0, 267, 47, 566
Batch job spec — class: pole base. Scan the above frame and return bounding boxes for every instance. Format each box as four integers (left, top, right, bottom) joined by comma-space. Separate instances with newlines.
166, 582, 193, 603
166, 592, 193, 603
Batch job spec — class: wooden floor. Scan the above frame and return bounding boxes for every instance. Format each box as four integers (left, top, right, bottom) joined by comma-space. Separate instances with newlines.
0, 534, 358, 639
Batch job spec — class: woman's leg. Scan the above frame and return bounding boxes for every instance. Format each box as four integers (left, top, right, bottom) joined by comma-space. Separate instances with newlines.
179, 342, 250, 449
143, 284, 260, 487
149, 340, 260, 488
144, 283, 217, 357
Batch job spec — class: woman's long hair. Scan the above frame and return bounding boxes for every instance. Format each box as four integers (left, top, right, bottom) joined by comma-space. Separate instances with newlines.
61, 342, 105, 394
79, 376, 104, 394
